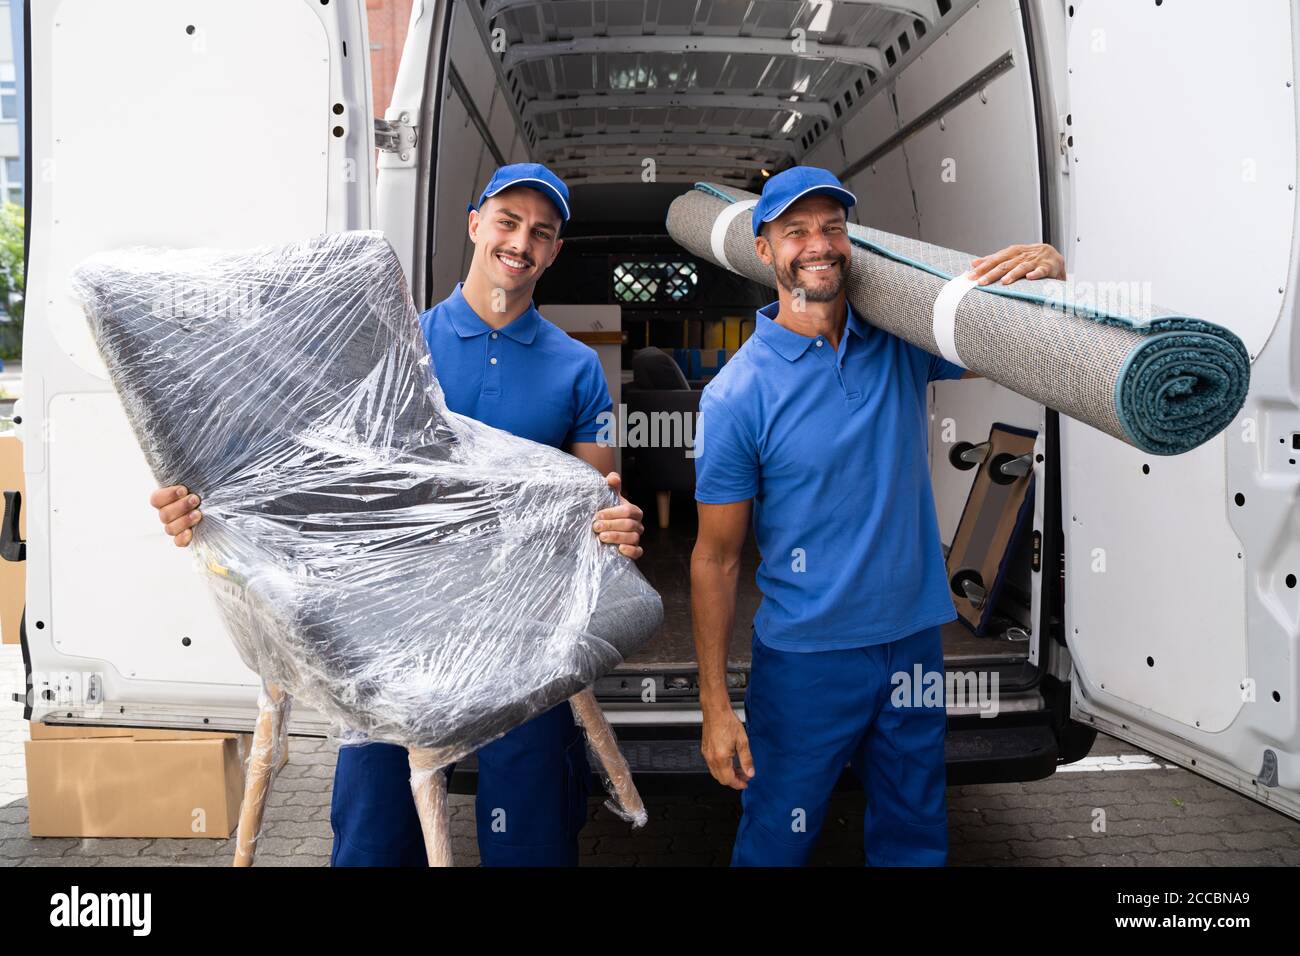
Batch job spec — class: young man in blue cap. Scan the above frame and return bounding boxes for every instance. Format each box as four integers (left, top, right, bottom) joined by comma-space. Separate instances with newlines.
149, 163, 646, 866
690, 165, 1064, 866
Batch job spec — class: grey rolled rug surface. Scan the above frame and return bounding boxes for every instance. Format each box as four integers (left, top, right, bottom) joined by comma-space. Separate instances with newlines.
667, 183, 1249, 456
71, 230, 663, 768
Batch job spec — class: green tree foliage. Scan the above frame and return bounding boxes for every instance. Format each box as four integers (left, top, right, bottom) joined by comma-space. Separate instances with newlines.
0, 201, 24, 360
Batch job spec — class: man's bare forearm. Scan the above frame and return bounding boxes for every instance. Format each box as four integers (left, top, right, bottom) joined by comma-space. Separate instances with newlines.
691, 551, 740, 715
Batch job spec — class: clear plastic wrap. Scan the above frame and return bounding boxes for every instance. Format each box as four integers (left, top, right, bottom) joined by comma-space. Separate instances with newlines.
233, 681, 291, 866
71, 231, 662, 847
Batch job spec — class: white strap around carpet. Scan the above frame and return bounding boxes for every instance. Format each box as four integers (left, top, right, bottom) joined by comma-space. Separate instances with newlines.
932, 272, 980, 367
710, 199, 758, 271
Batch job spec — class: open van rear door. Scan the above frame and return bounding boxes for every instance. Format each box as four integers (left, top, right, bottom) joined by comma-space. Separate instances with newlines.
15, 0, 376, 735
1060, 0, 1300, 820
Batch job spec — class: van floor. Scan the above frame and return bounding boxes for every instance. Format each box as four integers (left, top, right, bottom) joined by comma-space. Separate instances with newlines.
622, 496, 1030, 671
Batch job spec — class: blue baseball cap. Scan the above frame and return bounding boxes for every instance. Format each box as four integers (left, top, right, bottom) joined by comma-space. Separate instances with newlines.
468, 163, 571, 225
753, 166, 857, 237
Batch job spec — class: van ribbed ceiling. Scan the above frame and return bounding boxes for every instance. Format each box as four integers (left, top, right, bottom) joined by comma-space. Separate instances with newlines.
472, 0, 967, 188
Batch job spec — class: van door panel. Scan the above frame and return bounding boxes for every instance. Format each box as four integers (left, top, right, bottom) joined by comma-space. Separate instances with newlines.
21, 0, 374, 732
1064, 0, 1300, 817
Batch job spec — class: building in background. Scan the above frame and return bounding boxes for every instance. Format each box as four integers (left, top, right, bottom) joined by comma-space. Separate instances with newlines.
0, 1, 20, 346
0, 3, 20, 210
0, 3, 19, 209
367, 0, 415, 120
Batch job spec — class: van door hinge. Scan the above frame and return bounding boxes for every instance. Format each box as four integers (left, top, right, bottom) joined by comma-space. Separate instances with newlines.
375, 114, 417, 163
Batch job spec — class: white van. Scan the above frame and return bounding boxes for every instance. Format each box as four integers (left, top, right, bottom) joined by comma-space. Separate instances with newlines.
10, 0, 1299, 821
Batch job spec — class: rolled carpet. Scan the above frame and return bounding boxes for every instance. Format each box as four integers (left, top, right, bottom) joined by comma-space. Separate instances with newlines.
667, 183, 1249, 456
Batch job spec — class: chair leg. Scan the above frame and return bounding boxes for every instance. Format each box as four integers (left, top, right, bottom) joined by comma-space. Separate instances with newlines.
233, 682, 291, 867
656, 490, 671, 530
408, 748, 453, 866
569, 687, 647, 827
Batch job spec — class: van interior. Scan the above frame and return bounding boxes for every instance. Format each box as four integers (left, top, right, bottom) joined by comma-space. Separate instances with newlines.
418, 0, 1054, 709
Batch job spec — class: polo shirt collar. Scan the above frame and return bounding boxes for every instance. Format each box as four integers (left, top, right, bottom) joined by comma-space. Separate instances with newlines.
445, 283, 541, 344
753, 300, 866, 362
844, 301, 870, 341
754, 303, 813, 361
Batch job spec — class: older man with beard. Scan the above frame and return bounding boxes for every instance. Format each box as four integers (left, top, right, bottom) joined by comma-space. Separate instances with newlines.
689, 166, 1064, 866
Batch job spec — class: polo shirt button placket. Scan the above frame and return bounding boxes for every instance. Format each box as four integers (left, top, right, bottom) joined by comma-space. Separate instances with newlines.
813, 337, 841, 387
484, 334, 502, 396
833, 339, 859, 401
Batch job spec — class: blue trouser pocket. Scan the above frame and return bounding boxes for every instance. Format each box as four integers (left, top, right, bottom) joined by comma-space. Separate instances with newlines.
733, 625, 948, 867
330, 701, 591, 867
475, 700, 591, 866
330, 741, 427, 867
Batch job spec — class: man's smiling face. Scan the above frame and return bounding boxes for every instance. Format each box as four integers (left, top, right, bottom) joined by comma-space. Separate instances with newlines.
757, 194, 852, 302
468, 186, 564, 294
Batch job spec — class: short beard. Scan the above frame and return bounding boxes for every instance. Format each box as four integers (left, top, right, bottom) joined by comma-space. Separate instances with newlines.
775, 254, 848, 303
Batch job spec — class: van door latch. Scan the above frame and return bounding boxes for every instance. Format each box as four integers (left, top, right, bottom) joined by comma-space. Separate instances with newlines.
1, 490, 25, 562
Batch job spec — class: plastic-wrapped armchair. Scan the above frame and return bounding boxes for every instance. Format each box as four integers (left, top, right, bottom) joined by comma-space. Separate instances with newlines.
71, 230, 663, 866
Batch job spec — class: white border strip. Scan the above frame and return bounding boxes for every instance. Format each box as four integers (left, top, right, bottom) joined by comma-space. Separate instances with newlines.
711, 199, 758, 271
932, 272, 979, 367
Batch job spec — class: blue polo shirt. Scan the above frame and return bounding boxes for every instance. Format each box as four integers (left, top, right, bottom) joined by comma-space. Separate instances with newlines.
417, 284, 611, 447
694, 301, 966, 652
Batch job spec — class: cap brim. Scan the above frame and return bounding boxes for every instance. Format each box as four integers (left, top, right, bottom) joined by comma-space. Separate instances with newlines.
755, 184, 858, 236
481, 177, 571, 222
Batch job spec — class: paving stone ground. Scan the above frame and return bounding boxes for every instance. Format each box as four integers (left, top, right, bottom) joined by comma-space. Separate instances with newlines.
3, 646, 1298, 867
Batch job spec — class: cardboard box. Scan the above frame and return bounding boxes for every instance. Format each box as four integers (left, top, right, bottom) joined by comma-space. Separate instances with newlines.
0, 434, 24, 646
25, 736, 246, 838
129, 727, 240, 742
28, 723, 136, 741
28, 723, 240, 741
